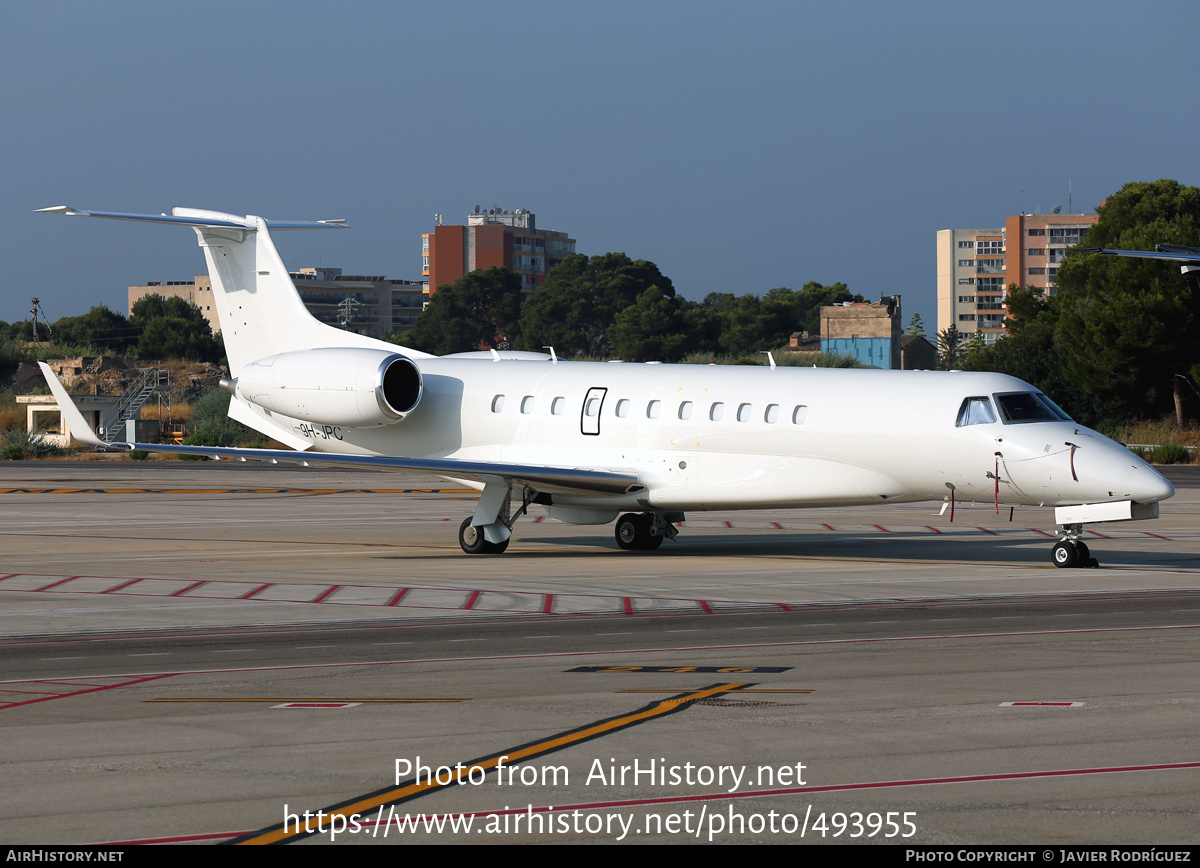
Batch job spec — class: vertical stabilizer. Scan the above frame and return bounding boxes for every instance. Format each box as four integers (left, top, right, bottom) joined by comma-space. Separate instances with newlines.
195, 215, 425, 373
36, 206, 432, 375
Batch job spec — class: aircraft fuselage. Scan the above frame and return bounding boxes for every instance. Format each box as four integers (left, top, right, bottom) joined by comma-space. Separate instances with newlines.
271, 359, 1171, 519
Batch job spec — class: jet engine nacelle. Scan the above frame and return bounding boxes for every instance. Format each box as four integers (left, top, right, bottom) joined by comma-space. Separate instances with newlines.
234, 348, 422, 428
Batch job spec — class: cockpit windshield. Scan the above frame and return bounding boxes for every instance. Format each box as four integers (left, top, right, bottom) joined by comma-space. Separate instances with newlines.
994, 392, 1073, 424
956, 396, 997, 427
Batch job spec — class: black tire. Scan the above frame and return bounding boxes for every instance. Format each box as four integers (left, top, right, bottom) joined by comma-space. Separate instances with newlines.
459, 518, 487, 555
482, 537, 510, 554
1051, 540, 1077, 569
1075, 541, 1090, 563
615, 513, 642, 550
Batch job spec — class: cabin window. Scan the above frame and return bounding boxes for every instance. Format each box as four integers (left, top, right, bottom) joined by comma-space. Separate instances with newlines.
647, 400, 661, 419
792, 405, 808, 424
520, 396, 534, 414
679, 401, 693, 421
491, 395, 505, 413
764, 404, 779, 423
737, 403, 751, 422
709, 402, 724, 421
956, 396, 996, 427
585, 397, 601, 417
615, 399, 629, 418
551, 397, 565, 415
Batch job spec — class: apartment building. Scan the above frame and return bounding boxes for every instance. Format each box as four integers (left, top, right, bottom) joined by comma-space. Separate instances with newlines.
936, 211, 1097, 344
936, 227, 1008, 345
423, 207, 576, 297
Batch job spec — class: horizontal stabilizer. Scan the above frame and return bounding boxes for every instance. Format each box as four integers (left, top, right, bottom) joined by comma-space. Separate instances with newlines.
1076, 246, 1200, 263
35, 206, 347, 231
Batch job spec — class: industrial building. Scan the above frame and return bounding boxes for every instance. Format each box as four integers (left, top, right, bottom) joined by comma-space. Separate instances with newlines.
129, 269, 427, 340
820, 298, 902, 370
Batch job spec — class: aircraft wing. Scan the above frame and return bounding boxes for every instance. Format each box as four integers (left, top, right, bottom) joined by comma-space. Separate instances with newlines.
37, 363, 643, 497
1076, 245, 1200, 263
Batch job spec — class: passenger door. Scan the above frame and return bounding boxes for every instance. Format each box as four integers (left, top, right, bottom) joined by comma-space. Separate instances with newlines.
580, 387, 607, 436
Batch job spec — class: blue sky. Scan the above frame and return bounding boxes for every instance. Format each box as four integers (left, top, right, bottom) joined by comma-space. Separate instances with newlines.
2, 1, 1196, 337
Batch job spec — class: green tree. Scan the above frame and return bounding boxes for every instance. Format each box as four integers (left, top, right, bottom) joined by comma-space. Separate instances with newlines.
907, 313, 926, 336
50, 306, 137, 353
937, 325, 966, 370
701, 281, 859, 355
516, 253, 675, 357
129, 294, 221, 361
608, 287, 695, 362
401, 267, 522, 355
968, 327, 986, 354
184, 389, 261, 448
1052, 179, 1200, 421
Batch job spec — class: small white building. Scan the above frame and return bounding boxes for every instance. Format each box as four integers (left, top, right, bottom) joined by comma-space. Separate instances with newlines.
17, 394, 121, 447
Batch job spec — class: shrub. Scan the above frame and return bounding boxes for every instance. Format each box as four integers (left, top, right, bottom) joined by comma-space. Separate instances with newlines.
1148, 444, 1192, 465
186, 389, 260, 447
1, 429, 67, 460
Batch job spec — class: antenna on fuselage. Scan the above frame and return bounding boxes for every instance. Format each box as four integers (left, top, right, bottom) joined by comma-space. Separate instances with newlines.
761, 351, 776, 370
544, 346, 558, 364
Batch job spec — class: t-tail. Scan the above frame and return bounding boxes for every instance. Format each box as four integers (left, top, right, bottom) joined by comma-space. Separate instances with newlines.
35, 206, 431, 374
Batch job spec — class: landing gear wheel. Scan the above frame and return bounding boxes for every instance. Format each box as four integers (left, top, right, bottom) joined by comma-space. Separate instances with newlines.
615, 513, 644, 550
1074, 541, 1094, 567
459, 518, 487, 555
1052, 540, 1078, 569
458, 518, 510, 554
615, 513, 663, 550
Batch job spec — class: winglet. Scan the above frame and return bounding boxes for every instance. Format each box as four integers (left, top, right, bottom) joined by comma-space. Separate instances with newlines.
37, 362, 123, 449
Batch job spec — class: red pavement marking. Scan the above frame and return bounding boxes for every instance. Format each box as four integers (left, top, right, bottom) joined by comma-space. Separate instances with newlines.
170, 581, 207, 597
0, 674, 175, 711
34, 576, 81, 591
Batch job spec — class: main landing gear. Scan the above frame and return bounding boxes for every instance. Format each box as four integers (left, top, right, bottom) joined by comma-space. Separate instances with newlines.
458, 481, 523, 555
1051, 524, 1099, 569
615, 512, 677, 551
459, 517, 509, 554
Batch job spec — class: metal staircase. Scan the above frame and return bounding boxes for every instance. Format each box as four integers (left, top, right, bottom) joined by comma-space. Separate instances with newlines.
100, 368, 169, 439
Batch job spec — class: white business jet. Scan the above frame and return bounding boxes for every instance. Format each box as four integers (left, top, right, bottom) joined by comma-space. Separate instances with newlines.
36, 207, 1175, 566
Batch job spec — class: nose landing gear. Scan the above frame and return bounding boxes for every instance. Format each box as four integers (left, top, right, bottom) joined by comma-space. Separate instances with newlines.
1051, 524, 1099, 568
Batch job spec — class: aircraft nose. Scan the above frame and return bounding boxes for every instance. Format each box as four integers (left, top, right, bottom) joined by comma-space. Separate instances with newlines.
1126, 463, 1175, 503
